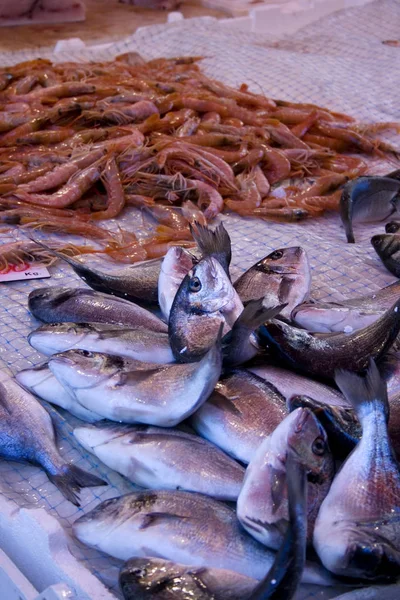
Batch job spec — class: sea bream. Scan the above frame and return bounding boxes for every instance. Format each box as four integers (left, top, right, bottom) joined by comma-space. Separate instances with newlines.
371, 234, 400, 278
169, 256, 243, 362
0, 372, 105, 505
28, 287, 168, 332
47, 336, 222, 426
28, 322, 174, 364
74, 423, 244, 500
233, 247, 311, 319
314, 360, 400, 580
237, 408, 334, 550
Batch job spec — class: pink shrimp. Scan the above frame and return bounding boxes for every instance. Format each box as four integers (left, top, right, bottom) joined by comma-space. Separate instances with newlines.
262, 146, 292, 184
0, 112, 29, 133
15, 128, 75, 146
11, 83, 97, 103
91, 159, 125, 220
185, 179, 224, 220
0, 240, 95, 273
181, 199, 207, 226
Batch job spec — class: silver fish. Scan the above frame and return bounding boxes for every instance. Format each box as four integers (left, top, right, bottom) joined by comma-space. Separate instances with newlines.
248, 364, 348, 407
314, 360, 400, 580
237, 408, 334, 550
0, 372, 105, 505
48, 340, 222, 426
233, 247, 311, 319
371, 234, 400, 278
340, 176, 400, 243
158, 247, 197, 321
28, 322, 174, 364
16, 363, 103, 422
73, 489, 333, 585
169, 257, 243, 362
74, 423, 244, 500
28, 287, 168, 332
119, 558, 256, 600
191, 369, 288, 464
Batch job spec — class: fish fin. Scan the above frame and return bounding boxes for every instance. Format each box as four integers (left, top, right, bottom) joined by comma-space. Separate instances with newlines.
335, 359, 389, 422
233, 299, 288, 332
278, 276, 295, 304
190, 221, 231, 276
270, 466, 287, 514
139, 512, 187, 530
209, 390, 242, 416
0, 383, 13, 415
47, 465, 107, 507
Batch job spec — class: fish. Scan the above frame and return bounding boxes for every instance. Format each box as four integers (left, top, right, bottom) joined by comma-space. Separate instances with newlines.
74, 423, 245, 501
331, 583, 400, 600
47, 335, 222, 426
287, 396, 361, 460
248, 364, 348, 407
371, 234, 400, 278
233, 247, 311, 319
190, 221, 232, 277
340, 176, 400, 243
73, 489, 334, 585
119, 558, 256, 600
15, 363, 103, 422
0, 372, 105, 505
28, 322, 174, 364
169, 257, 244, 363
158, 246, 197, 321
314, 360, 400, 581
28, 287, 168, 332
191, 369, 288, 464
237, 407, 334, 550
247, 454, 307, 600
222, 300, 285, 368
27, 239, 162, 304
386, 221, 400, 234
259, 298, 400, 379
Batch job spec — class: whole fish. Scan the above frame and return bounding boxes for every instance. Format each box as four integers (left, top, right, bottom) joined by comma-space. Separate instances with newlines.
169, 257, 243, 363
190, 221, 232, 277
233, 247, 311, 319
248, 454, 307, 600
386, 221, 400, 234
314, 360, 400, 580
119, 558, 256, 600
47, 338, 222, 426
191, 370, 288, 464
16, 363, 103, 422
29, 239, 162, 304
28, 322, 174, 364
158, 246, 197, 321
74, 423, 244, 500
28, 287, 168, 332
0, 373, 105, 505
287, 396, 361, 460
73, 489, 333, 585
248, 364, 348, 407
237, 408, 334, 550
371, 234, 400, 278
259, 299, 400, 379
340, 176, 400, 243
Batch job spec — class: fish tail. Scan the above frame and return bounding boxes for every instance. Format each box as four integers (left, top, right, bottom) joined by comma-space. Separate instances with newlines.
235, 298, 287, 331
335, 359, 389, 422
190, 221, 231, 275
48, 464, 107, 507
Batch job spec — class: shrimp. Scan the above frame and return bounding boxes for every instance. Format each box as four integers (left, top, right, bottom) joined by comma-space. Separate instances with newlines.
181, 199, 207, 226
176, 116, 201, 137
288, 172, 348, 203
11, 83, 97, 103
302, 133, 348, 152
0, 240, 95, 273
262, 145, 292, 184
312, 122, 376, 153
92, 158, 125, 220
142, 239, 195, 259
15, 128, 75, 146
294, 189, 342, 214
17, 215, 113, 242
264, 120, 310, 150
143, 204, 188, 230
0, 112, 29, 133
185, 179, 224, 220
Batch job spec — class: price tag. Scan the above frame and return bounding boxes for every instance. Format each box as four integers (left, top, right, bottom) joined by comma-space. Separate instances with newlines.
0, 264, 51, 282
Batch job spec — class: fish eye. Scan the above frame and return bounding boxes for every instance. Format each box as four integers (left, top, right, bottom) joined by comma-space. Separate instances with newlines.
312, 437, 326, 456
81, 350, 92, 358
189, 276, 202, 293
269, 250, 284, 260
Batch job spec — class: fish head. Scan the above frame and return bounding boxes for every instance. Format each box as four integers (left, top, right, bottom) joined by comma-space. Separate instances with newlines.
16, 362, 52, 389
371, 234, 400, 261
48, 350, 125, 390
286, 407, 331, 481
258, 247, 308, 276
28, 322, 94, 355
28, 286, 71, 313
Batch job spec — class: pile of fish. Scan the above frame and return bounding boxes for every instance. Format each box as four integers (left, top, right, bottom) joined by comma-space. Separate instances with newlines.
3, 221, 400, 599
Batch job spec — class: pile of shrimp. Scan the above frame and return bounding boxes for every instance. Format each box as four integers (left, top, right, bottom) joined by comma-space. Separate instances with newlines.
0, 53, 399, 262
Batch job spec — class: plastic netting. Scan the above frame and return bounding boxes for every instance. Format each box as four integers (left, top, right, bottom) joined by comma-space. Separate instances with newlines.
0, 1, 399, 597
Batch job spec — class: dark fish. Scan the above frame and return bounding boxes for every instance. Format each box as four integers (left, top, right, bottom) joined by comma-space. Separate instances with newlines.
340, 177, 400, 243
386, 221, 400, 234
371, 234, 400, 277
119, 558, 256, 600
247, 454, 307, 600
259, 298, 400, 379
191, 370, 288, 464
169, 257, 243, 363
28, 287, 168, 332
222, 300, 285, 368
0, 373, 105, 506
314, 360, 400, 580
287, 395, 361, 460
190, 221, 232, 277
233, 247, 310, 319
